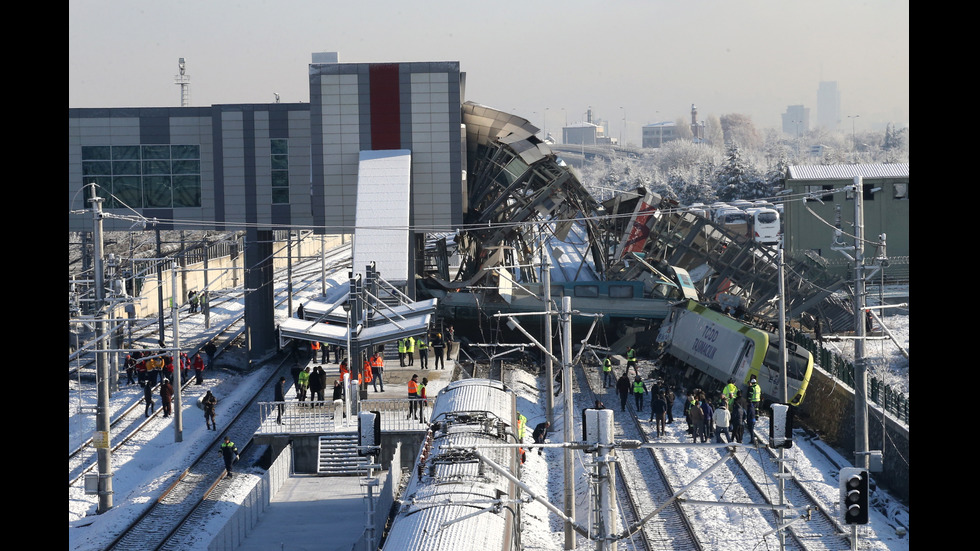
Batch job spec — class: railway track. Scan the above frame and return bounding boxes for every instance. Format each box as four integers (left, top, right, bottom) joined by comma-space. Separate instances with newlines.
69, 244, 352, 481
588, 359, 854, 551
68, 241, 352, 377
70, 242, 353, 548
731, 430, 853, 550
575, 363, 702, 550
105, 352, 288, 551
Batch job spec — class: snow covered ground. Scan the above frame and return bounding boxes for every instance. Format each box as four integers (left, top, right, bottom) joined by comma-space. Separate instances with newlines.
69, 262, 909, 550
510, 364, 910, 550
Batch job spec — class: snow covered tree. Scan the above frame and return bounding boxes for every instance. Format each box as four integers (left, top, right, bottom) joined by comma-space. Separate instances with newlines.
720, 113, 761, 150
713, 142, 776, 201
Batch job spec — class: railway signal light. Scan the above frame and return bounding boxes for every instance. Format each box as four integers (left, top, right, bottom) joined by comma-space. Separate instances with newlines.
839, 468, 870, 525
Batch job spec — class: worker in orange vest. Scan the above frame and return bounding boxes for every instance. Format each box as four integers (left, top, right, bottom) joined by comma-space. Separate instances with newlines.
407, 374, 420, 420
310, 341, 320, 364
371, 352, 385, 392
363, 358, 373, 386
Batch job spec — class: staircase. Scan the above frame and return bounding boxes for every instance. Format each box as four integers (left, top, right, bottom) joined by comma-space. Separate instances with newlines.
317, 433, 368, 475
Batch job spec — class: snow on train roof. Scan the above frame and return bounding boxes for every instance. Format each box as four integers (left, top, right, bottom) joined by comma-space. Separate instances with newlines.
431, 379, 513, 423
383, 502, 510, 551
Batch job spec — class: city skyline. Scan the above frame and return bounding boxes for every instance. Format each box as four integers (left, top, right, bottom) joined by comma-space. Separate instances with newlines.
69, 0, 909, 144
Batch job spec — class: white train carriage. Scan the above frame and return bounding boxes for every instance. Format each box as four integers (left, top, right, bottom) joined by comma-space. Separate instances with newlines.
382, 379, 521, 551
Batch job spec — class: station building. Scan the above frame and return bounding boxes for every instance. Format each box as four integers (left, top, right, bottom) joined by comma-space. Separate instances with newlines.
69, 55, 465, 242
783, 163, 909, 281
69, 54, 468, 357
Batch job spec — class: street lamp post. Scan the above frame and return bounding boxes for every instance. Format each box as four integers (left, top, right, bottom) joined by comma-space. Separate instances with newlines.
848, 114, 860, 150
544, 107, 549, 141
620, 106, 625, 146
342, 301, 352, 421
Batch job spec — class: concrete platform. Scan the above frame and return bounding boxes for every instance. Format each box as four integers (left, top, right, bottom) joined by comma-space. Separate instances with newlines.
235, 473, 377, 551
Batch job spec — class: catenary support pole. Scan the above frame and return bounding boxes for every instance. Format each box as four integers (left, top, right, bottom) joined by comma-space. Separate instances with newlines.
596, 409, 617, 551
287, 231, 293, 317
777, 245, 788, 551
543, 242, 554, 425
90, 184, 113, 514
853, 176, 869, 469
562, 296, 575, 549
171, 265, 183, 442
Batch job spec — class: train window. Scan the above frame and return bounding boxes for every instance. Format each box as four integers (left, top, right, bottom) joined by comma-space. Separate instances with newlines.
574, 285, 599, 298
608, 285, 635, 299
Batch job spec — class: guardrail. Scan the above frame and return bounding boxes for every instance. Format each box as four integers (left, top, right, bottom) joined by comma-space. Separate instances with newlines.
258, 397, 431, 434
792, 331, 909, 424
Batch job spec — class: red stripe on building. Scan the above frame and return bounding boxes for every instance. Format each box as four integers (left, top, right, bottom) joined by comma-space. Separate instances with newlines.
369, 64, 401, 150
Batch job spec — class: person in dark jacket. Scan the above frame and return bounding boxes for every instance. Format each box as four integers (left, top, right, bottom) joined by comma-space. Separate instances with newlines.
274, 376, 286, 424
699, 397, 714, 443
308, 366, 323, 403
531, 421, 550, 455
143, 382, 155, 417
689, 398, 705, 442
650, 393, 668, 437
616, 373, 631, 411
203, 390, 217, 430
731, 394, 746, 443
431, 333, 446, 369
160, 379, 174, 418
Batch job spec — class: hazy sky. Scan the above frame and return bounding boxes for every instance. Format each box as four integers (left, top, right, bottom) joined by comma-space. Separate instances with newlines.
69, 0, 908, 142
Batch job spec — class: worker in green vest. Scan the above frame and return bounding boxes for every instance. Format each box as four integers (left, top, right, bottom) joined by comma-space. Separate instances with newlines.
632, 376, 647, 411
626, 346, 637, 375
602, 357, 613, 388
398, 338, 407, 367
417, 337, 428, 369
406, 336, 416, 366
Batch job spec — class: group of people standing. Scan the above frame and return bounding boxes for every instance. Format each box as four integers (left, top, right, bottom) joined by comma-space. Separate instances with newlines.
309, 341, 343, 365
415, 329, 450, 370
294, 365, 331, 402
606, 347, 768, 445
187, 289, 207, 314
684, 376, 761, 444
126, 349, 208, 388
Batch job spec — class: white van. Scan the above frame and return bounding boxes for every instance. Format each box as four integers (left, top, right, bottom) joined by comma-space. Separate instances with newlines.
745, 207, 780, 245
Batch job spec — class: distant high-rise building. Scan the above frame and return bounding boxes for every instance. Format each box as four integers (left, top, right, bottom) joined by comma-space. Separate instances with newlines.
817, 81, 840, 131
781, 105, 810, 135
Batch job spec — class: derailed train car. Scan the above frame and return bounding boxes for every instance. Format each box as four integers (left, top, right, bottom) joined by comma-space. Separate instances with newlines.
382, 379, 521, 551
659, 300, 813, 405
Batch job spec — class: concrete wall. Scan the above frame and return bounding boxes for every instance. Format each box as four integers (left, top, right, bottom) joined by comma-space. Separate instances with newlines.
797, 366, 909, 504
288, 431, 424, 474
208, 442, 293, 551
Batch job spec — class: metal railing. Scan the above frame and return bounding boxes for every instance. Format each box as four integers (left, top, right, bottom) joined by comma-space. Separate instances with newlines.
792, 331, 909, 425
258, 397, 431, 434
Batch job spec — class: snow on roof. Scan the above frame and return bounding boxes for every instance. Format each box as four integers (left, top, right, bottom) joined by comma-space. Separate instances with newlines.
353, 150, 411, 281
787, 163, 909, 181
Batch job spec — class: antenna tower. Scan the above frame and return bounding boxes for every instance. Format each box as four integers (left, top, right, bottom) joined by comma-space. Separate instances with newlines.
175, 58, 191, 107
